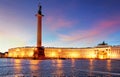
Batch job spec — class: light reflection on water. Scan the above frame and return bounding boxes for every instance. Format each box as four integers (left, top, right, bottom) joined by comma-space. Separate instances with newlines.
0, 59, 120, 77
89, 59, 93, 76
107, 60, 111, 71
14, 59, 22, 73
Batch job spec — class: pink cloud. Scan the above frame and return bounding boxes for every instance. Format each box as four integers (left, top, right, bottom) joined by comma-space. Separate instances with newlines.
58, 18, 120, 43
97, 20, 120, 30
44, 16, 77, 31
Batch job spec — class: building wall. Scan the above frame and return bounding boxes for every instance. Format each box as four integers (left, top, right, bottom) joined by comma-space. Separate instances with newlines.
7, 46, 120, 59
44, 48, 96, 58
8, 47, 35, 58
110, 46, 120, 59
94, 47, 111, 59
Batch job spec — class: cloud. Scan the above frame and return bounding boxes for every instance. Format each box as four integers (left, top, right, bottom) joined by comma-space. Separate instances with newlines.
44, 16, 77, 31
58, 18, 120, 43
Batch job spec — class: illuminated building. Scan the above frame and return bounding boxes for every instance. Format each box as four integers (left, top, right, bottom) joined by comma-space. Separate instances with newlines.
7, 5, 120, 60
8, 42, 120, 59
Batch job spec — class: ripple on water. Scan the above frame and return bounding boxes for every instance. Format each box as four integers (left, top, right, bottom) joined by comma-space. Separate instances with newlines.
0, 59, 120, 77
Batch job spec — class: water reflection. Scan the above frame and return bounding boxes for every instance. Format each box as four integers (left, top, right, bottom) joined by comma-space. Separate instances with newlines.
54, 60, 63, 76
29, 60, 40, 71
14, 59, 22, 73
29, 60, 40, 76
1, 59, 119, 77
107, 60, 111, 71
89, 59, 94, 76
56, 60, 62, 68
89, 59, 93, 71
56, 60, 63, 74
13, 59, 23, 76
71, 59, 75, 67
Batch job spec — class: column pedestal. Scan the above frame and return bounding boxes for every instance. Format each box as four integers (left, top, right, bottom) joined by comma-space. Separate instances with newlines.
34, 47, 45, 59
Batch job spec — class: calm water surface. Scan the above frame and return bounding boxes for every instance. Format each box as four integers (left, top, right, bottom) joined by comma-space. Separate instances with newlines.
0, 58, 120, 77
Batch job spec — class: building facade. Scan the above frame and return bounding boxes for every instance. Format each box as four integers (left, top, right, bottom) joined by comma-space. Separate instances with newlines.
7, 43, 120, 59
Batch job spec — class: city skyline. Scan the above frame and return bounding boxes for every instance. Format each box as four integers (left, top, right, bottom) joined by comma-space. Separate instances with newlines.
0, 0, 120, 52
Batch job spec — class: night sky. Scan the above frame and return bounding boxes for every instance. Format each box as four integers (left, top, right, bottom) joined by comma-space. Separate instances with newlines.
0, 0, 120, 52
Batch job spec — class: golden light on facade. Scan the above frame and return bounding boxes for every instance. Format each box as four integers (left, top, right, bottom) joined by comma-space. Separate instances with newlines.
111, 54, 117, 59
97, 51, 108, 59
7, 45, 120, 59
51, 52, 57, 58
99, 55, 104, 59
8, 47, 35, 58
89, 54, 96, 58
28, 51, 34, 57
58, 49, 61, 52
21, 52, 25, 57
69, 52, 79, 58
107, 53, 111, 59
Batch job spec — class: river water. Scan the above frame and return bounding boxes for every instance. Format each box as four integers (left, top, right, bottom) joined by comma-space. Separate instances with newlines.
0, 58, 120, 77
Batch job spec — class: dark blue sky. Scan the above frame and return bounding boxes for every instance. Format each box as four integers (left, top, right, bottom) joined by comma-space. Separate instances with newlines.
0, 0, 120, 52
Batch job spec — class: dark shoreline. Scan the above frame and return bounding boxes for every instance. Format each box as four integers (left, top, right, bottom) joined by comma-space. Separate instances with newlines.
1, 57, 120, 61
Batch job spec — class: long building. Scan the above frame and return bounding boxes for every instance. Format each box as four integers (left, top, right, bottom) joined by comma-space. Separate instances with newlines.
7, 42, 120, 59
